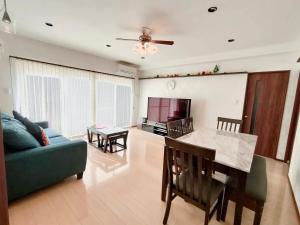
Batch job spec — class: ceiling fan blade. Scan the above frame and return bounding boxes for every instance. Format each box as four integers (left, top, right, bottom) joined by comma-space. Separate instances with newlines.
151, 40, 174, 45
116, 38, 139, 42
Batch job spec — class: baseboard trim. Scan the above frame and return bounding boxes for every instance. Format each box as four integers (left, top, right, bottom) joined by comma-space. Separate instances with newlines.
288, 176, 300, 223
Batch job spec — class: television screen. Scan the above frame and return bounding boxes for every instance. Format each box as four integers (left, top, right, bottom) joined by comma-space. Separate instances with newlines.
147, 97, 191, 123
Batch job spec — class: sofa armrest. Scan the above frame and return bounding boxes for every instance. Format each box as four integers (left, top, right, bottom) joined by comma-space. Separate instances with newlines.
35, 121, 49, 129
5, 140, 87, 201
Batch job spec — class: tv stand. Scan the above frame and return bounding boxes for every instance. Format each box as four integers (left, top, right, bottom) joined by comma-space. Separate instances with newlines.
140, 122, 167, 136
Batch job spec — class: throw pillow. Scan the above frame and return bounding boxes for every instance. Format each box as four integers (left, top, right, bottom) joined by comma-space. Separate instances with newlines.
22, 117, 47, 146
40, 127, 49, 146
2, 118, 40, 152
12, 110, 27, 125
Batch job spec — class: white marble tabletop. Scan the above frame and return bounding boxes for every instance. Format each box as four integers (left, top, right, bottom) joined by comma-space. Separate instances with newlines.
88, 126, 127, 135
177, 127, 258, 173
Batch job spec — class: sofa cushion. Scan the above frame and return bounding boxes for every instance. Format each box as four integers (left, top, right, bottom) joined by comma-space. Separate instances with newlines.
49, 136, 70, 145
2, 118, 41, 152
44, 128, 61, 138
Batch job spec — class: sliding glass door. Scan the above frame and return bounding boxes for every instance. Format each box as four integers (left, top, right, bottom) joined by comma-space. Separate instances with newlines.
10, 58, 133, 137
95, 75, 132, 127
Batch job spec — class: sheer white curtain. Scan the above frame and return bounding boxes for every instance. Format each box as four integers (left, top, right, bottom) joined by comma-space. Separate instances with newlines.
11, 58, 93, 137
95, 74, 133, 127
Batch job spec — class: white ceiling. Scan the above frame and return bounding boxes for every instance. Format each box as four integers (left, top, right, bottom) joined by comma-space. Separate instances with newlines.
1, 0, 300, 69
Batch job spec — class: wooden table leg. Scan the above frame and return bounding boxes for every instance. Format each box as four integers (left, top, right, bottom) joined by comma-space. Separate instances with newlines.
123, 133, 128, 149
109, 139, 113, 153
87, 129, 92, 143
97, 134, 101, 148
103, 138, 108, 153
100, 138, 104, 148
161, 146, 168, 202
233, 171, 247, 225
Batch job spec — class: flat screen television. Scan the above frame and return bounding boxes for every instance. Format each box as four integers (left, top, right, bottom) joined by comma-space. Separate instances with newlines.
147, 97, 191, 123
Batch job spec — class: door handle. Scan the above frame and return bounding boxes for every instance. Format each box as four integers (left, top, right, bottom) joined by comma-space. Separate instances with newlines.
244, 115, 248, 119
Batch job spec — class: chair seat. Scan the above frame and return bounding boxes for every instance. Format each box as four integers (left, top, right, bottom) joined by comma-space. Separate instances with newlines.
177, 173, 225, 205
227, 155, 267, 202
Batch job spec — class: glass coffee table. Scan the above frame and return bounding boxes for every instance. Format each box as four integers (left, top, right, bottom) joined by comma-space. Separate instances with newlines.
87, 125, 129, 153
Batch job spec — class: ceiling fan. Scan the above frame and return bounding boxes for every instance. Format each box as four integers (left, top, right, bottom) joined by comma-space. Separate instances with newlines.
116, 27, 174, 56
116, 27, 174, 45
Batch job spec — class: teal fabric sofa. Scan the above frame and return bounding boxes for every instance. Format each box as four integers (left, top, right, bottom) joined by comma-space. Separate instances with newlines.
1, 113, 87, 202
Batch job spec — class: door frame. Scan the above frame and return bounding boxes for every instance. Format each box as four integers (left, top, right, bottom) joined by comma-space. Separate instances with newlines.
241, 70, 290, 159
285, 73, 300, 163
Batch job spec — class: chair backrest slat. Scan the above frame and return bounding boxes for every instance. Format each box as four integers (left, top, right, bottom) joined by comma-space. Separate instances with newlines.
217, 117, 243, 133
174, 150, 180, 189
197, 156, 203, 203
188, 154, 194, 199
180, 151, 187, 195
165, 137, 216, 207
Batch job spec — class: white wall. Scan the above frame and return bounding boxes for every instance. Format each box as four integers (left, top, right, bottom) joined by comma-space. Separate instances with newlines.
0, 32, 139, 124
140, 52, 300, 160
289, 112, 300, 212
139, 74, 247, 129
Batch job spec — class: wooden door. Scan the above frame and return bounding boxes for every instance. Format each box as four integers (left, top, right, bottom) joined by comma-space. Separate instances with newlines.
242, 71, 290, 158
0, 118, 9, 225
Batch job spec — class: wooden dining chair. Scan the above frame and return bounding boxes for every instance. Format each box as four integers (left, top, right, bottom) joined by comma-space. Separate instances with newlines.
221, 155, 267, 225
163, 137, 225, 225
217, 117, 243, 133
181, 117, 194, 135
166, 120, 183, 138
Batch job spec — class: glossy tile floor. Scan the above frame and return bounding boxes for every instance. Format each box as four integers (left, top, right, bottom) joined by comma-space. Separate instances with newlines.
8, 128, 300, 225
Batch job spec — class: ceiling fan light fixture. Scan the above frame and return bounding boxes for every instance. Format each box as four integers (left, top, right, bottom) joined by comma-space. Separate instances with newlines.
1, 0, 15, 34
133, 42, 158, 56
2, 10, 11, 23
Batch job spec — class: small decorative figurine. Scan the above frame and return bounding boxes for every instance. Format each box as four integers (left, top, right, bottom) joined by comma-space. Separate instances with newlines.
213, 64, 220, 73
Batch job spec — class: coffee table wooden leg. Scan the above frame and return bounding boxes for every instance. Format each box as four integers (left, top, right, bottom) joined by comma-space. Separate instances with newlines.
103, 139, 108, 153
87, 129, 91, 143
97, 134, 101, 148
109, 139, 113, 153
100, 138, 104, 148
123, 134, 128, 149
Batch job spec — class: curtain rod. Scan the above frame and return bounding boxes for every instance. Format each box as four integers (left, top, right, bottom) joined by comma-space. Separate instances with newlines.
9, 56, 135, 80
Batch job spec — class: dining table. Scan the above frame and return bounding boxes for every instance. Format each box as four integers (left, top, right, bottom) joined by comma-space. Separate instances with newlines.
161, 127, 258, 225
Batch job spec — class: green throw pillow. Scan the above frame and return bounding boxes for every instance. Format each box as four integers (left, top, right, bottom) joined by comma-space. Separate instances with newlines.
2, 117, 41, 153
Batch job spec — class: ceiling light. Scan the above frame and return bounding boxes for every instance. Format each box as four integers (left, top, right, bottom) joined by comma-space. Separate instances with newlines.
0, 0, 14, 34
208, 7, 218, 13
45, 22, 53, 27
2, 10, 11, 23
228, 39, 235, 42
133, 42, 158, 56
106, 44, 111, 47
